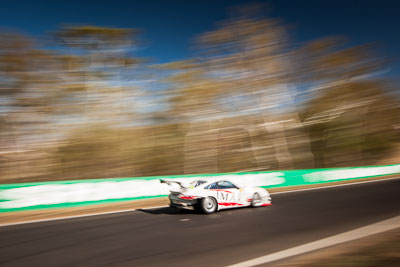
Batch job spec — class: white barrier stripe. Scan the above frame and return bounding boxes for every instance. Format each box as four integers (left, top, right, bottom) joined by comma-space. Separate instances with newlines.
1, 168, 399, 210
228, 216, 400, 267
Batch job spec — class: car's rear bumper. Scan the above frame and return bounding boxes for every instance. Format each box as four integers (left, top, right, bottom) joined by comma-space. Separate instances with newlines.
168, 195, 199, 210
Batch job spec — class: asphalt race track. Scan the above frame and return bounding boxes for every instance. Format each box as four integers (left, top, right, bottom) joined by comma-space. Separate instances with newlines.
1, 179, 399, 267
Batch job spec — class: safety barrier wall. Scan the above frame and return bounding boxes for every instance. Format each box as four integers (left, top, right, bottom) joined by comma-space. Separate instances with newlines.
1, 164, 399, 212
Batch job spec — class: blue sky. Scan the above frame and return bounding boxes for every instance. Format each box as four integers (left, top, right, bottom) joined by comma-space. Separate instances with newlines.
1, 0, 399, 74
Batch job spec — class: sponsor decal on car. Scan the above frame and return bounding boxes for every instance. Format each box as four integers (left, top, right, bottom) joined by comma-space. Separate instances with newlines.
215, 190, 236, 202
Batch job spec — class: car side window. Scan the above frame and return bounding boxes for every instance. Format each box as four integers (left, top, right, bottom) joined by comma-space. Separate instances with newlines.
217, 181, 238, 189
205, 182, 219, 189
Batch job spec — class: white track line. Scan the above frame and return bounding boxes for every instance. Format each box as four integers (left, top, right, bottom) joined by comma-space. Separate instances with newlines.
228, 215, 400, 267
1, 176, 398, 227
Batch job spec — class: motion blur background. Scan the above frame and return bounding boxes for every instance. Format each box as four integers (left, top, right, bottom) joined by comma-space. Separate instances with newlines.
1, 0, 400, 183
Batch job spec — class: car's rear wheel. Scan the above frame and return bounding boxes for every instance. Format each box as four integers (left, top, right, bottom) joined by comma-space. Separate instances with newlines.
200, 197, 217, 214
251, 193, 262, 207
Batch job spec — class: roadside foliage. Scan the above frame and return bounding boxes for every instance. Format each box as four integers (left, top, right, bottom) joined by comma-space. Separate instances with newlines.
0, 6, 399, 184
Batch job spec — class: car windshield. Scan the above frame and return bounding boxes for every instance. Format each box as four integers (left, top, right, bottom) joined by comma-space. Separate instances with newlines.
190, 180, 207, 187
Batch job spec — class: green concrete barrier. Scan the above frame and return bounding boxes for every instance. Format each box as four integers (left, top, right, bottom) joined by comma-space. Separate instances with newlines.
1, 164, 399, 212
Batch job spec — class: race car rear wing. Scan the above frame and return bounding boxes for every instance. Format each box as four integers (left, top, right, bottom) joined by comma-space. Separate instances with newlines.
159, 179, 186, 188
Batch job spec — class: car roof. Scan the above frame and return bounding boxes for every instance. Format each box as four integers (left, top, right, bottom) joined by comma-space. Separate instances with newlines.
194, 178, 241, 188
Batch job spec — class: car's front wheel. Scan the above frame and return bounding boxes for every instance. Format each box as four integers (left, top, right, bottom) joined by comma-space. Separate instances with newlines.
251, 193, 262, 207
200, 197, 217, 214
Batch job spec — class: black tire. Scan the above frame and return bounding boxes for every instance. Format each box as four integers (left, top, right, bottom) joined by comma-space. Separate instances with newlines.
200, 197, 218, 214
251, 193, 262, 207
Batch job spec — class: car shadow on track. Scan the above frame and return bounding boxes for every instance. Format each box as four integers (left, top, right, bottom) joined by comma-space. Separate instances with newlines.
138, 206, 254, 216
138, 207, 203, 215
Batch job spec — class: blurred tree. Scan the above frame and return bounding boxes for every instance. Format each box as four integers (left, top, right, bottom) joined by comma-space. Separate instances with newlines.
193, 14, 309, 170
159, 60, 221, 119
158, 60, 223, 174
52, 26, 145, 178
55, 122, 186, 179
293, 37, 384, 84
0, 32, 65, 148
0, 32, 71, 181
54, 26, 142, 124
303, 80, 400, 167
298, 38, 400, 166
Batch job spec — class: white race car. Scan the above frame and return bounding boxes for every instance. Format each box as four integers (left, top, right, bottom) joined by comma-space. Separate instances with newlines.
160, 178, 271, 214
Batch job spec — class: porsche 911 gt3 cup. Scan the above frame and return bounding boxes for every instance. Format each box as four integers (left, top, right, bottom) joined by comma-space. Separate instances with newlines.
160, 178, 271, 214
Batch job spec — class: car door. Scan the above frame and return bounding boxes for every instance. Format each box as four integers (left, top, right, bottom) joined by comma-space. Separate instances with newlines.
215, 181, 241, 208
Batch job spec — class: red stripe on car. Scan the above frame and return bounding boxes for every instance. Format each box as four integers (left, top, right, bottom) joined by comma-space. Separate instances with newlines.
179, 196, 196, 200
218, 202, 244, 206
